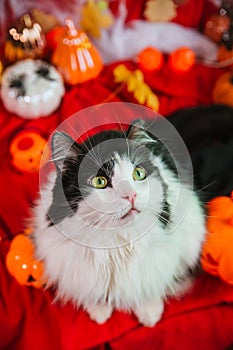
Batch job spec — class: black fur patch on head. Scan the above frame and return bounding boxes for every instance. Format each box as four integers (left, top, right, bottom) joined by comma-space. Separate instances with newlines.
47, 123, 175, 226
47, 130, 125, 225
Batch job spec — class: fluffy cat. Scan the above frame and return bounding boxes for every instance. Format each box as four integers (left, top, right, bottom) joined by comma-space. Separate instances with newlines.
31, 120, 206, 327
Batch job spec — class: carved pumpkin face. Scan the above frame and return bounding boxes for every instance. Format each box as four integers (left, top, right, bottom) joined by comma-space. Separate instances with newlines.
1, 59, 65, 118
10, 130, 49, 173
6, 233, 45, 288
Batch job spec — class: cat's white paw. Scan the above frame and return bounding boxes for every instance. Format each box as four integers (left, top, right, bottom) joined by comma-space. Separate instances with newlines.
86, 303, 113, 324
134, 299, 164, 327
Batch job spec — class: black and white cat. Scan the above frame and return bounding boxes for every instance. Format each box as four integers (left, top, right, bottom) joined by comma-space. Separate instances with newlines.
32, 120, 206, 327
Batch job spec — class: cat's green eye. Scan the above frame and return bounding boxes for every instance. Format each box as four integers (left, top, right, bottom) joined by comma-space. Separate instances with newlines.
133, 166, 147, 181
91, 176, 108, 189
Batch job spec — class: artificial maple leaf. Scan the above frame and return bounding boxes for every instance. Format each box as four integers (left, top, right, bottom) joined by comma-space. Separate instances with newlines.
127, 70, 144, 93
144, 0, 177, 22
113, 64, 159, 111
146, 92, 160, 111
133, 79, 159, 111
80, 0, 113, 38
113, 64, 131, 83
134, 85, 147, 105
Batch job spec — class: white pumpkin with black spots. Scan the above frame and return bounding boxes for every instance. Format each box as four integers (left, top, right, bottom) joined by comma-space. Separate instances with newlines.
0, 59, 65, 118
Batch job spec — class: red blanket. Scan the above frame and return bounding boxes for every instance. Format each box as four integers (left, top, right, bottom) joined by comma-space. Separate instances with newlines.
1, 1, 233, 349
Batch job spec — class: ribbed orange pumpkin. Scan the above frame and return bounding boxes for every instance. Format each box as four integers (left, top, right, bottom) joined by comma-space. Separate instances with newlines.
217, 45, 233, 64
51, 18, 103, 85
201, 192, 233, 285
213, 72, 233, 107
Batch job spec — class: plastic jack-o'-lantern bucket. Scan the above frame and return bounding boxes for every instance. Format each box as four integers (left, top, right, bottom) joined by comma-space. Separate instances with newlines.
9, 130, 49, 173
6, 232, 45, 288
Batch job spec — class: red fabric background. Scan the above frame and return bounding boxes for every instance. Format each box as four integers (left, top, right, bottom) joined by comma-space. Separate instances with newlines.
1, 1, 233, 349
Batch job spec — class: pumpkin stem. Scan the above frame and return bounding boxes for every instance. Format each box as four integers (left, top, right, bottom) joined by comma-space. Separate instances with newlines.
65, 18, 78, 37
22, 14, 32, 29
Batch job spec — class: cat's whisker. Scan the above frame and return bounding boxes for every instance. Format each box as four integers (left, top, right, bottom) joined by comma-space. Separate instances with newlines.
78, 210, 106, 222
83, 150, 103, 169
47, 157, 64, 163
91, 214, 116, 231
196, 180, 217, 193
111, 111, 130, 160
65, 121, 85, 143
81, 210, 113, 228
145, 205, 170, 225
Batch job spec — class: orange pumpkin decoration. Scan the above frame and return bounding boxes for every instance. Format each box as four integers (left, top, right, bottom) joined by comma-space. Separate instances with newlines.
137, 47, 163, 71
4, 14, 46, 63
169, 47, 195, 72
51, 18, 103, 85
10, 130, 50, 173
201, 192, 233, 285
6, 232, 45, 288
217, 44, 233, 64
213, 72, 233, 107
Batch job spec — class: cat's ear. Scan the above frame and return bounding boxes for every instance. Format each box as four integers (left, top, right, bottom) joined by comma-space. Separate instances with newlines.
126, 119, 148, 141
51, 132, 82, 172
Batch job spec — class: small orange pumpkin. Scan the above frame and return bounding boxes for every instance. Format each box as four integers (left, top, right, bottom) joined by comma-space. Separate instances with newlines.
137, 47, 163, 71
51, 18, 103, 85
6, 232, 45, 288
201, 192, 233, 285
213, 72, 233, 107
217, 44, 233, 64
169, 47, 195, 72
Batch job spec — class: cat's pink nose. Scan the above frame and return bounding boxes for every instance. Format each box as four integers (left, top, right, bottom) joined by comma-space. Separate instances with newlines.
123, 192, 137, 206
116, 179, 136, 205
